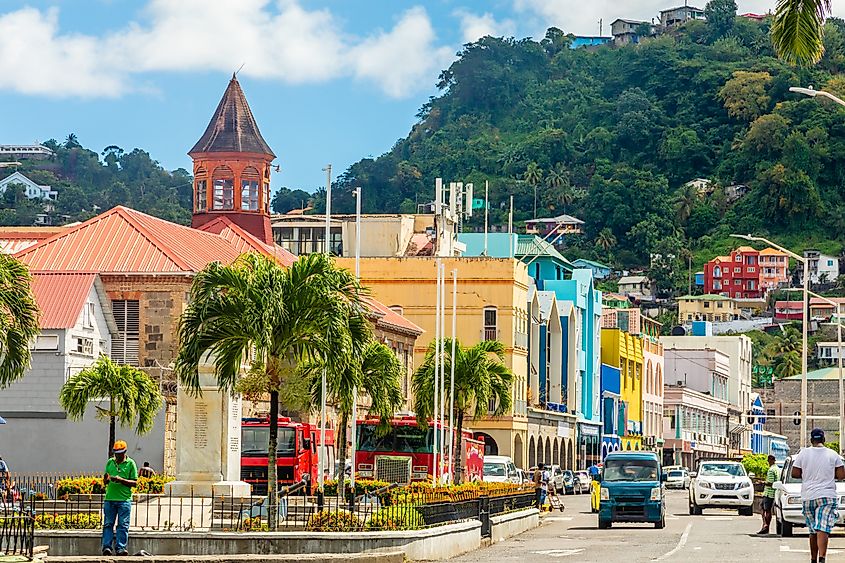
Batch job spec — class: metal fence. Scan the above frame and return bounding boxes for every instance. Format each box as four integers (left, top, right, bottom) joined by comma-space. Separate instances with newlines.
4, 474, 534, 535
1, 498, 34, 559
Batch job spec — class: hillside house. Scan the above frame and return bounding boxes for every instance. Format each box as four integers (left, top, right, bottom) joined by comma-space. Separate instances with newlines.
0, 171, 57, 201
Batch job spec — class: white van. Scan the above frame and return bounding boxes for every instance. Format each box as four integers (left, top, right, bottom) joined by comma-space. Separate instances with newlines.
483, 455, 520, 483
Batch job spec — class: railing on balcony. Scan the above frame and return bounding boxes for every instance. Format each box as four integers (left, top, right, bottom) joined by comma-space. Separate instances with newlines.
483, 328, 499, 341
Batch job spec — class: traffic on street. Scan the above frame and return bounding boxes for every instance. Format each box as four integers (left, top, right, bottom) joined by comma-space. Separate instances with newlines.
450, 488, 845, 562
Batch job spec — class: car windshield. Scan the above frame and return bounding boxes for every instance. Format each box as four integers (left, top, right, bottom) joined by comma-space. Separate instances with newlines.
241, 428, 296, 456
668, 471, 683, 477
699, 463, 745, 477
603, 458, 659, 482
357, 425, 433, 453
484, 462, 507, 477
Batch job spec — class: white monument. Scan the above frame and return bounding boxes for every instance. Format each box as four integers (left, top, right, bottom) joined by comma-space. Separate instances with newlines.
165, 362, 251, 497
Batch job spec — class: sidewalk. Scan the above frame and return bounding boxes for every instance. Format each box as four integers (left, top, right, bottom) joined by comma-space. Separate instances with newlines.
44, 553, 404, 563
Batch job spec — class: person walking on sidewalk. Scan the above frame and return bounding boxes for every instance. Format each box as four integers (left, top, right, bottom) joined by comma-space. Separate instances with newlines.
791, 429, 845, 563
102, 440, 138, 556
758, 455, 778, 535
533, 464, 544, 509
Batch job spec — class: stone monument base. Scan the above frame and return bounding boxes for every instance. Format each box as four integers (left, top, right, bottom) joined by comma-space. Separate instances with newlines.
165, 479, 251, 498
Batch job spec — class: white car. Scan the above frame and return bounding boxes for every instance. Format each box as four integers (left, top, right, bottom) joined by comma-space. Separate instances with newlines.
666, 469, 691, 489
574, 471, 592, 494
774, 454, 845, 537
483, 455, 521, 484
688, 460, 755, 516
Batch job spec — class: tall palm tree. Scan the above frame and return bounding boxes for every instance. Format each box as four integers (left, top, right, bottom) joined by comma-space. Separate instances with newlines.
0, 254, 40, 388
304, 340, 404, 496
412, 339, 514, 484
523, 162, 543, 219
774, 327, 801, 355
673, 183, 701, 225
59, 355, 163, 458
174, 252, 366, 529
772, 0, 831, 66
775, 350, 801, 379
595, 228, 617, 252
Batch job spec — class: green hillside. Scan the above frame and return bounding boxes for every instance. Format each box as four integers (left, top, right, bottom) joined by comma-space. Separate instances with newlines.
330, 15, 845, 291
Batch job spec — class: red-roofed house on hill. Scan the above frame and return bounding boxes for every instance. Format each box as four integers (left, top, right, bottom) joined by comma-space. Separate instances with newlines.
703, 247, 790, 299
0, 272, 165, 473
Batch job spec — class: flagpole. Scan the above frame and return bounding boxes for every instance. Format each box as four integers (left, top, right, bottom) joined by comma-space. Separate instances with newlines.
439, 261, 447, 485
349, 186, 361, 491
319, 163, 332, 492
449, 268, 457, 483
433, 258, 441, 485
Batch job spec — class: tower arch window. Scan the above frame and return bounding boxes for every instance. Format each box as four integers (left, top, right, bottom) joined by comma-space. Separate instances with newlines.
241, 167, 261, 211
194, 167, 207, 213
212, 165, 234, 210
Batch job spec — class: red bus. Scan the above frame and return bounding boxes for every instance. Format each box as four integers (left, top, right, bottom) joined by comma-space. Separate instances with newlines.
354, 416, 484, 484
240, 417, 335, 494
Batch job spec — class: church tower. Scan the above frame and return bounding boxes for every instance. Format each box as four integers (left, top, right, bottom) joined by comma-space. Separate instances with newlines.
190, 75, 275, 243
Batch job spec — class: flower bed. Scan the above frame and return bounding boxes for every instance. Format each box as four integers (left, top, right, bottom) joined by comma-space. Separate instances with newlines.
55, 474, 173, 498
34, 513, 101, 529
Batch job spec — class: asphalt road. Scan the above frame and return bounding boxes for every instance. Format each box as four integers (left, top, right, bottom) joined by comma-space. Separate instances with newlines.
450, 489, 845, 562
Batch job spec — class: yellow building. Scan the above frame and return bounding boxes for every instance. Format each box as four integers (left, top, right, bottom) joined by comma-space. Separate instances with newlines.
601, 328, 644, 451
677, 294, 739, 324
335, 256, 531, 468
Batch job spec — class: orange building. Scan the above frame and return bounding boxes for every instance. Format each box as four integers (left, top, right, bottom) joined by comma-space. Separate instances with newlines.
758, 248, 790, 292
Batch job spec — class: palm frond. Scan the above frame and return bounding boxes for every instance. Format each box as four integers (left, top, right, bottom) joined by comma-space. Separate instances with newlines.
772, 0, 831, 66
0, 255, 40, 388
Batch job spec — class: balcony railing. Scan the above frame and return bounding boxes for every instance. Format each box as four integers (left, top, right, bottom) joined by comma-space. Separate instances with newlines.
483, 328, 499, 341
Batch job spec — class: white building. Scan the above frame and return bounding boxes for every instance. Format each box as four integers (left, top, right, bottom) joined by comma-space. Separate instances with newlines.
661, 334, 753, 454
0, 272, 165, 473
618, 275, 652, 300
0, 171, 57, 201
803, 250, 839, 284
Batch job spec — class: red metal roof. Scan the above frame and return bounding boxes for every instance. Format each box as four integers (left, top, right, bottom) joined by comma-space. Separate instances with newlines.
13, 206, 271, 273
363, 296, 424, 336
29, 272, 97, 329
197, 216, 296, 267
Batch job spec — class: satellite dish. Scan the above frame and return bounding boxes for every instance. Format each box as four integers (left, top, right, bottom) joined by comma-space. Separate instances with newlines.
670, 326, 686, 336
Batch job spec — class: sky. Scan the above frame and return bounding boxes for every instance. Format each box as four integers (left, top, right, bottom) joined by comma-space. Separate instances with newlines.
2, 0, 843, 192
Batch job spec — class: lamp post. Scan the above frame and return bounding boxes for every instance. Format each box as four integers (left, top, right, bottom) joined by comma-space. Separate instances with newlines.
731, 234, 809, 448
784, 288, 844, 455
789, 86, 845, 108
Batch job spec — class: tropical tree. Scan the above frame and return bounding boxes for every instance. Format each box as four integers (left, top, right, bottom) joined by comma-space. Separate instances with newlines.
412, 339, 514, 484
775, 349, 801, 379
772, 0, 832, 66
303, 340, 404, 497
59, 355, 163, 458
174, 252, 365, 529
523, 162, 543, 218
774, 327, 801, 355
595, 228, 617, 252
674, 183, 702, 225
0, 254, 40, 388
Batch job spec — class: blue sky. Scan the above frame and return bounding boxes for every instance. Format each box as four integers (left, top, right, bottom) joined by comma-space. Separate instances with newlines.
1, 0, 833, 192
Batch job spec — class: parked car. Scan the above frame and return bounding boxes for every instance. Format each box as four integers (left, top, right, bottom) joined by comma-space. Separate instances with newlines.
574, 471, 592, 494
561, 469, 576, 494
774, 454, 845, 537
665, 469, 691, 489
688, 460, 754, 516
597, 451, 666, 529
483, 455, 520, 484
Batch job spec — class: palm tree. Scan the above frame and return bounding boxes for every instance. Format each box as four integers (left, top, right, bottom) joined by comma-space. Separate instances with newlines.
595, 228, 617, 252
523, 162, 543, 219
59, 355, 163, 458
304, 340, 404, 497
412, 339, 514, 484
174, 252, 366, 529
674, 183, 701, 225
772, 0, 831, 66
774, 327, 801, 355
775, 350, 801, 379
546, 163, 568, 189
0, 254, 40, 388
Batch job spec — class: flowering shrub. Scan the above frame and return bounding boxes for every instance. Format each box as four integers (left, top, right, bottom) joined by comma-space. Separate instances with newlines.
234, 516, 269, 532
323, 479, 391, 497
305, 510, 362, 532
366, 506, 424, 531
56, 474, 173, 498
34, 513, 102, 529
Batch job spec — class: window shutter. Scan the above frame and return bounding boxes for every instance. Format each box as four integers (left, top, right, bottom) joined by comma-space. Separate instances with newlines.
111, 300, 140, 366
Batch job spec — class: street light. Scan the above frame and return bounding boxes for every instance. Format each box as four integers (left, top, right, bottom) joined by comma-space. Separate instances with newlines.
784, 288, 845, 455
789, 86, 845, 108
731, 234, 810, 448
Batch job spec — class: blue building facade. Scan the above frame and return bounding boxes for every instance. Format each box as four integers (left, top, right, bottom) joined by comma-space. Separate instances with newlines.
572, 258, 611, 279
751, 393, 789, 462
569, 36, 613, 49
600, 364, 622, 460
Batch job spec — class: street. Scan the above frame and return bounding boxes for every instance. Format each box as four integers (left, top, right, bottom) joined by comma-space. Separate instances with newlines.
450, 489, 845, 562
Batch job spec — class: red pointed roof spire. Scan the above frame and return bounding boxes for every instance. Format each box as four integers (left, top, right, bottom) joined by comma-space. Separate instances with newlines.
189, 75, 275, 158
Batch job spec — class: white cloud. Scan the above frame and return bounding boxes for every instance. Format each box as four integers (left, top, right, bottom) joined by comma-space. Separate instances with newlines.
456, 10, 516, 43
349, 7, 453, 98
0, 7, 127, 97
0, 1, 453, 99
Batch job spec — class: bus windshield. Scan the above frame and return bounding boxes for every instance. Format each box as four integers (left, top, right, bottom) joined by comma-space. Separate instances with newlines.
241, 428, 296, 456
357, 425, 433, 453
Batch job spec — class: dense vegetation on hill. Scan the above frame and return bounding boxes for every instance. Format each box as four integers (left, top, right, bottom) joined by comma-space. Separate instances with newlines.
327, 11, 845, 292
0, 136, 193, 225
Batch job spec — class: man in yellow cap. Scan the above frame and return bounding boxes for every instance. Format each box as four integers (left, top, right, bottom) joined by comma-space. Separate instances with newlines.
101, 440, 138, 556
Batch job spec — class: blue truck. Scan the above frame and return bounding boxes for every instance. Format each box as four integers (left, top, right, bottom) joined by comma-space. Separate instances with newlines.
596, 451, 666, 529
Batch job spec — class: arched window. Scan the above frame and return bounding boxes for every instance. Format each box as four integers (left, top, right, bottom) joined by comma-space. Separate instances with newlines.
194, 167, 207, 213
212, 165, 234, 210
241, 166, 260, 211
483, 307, 497, 341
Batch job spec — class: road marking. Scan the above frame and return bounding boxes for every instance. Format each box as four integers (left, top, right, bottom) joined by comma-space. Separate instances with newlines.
532, 549, 585, 558
652, 522, 693, 562
780, 546, 843, 554
704, 516, 733, 521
